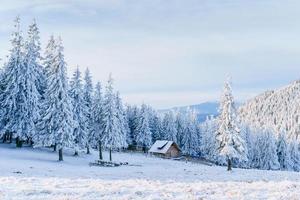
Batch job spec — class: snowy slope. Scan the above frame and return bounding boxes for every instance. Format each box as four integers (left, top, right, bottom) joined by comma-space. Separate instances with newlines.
1, 144, 300, 199
239, 80, 300, 139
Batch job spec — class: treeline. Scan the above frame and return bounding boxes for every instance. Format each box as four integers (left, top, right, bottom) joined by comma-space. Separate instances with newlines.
0, 17, 201, 161
201, 118, 300, 171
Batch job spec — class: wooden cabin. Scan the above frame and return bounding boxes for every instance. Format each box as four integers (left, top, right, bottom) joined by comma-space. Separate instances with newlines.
148, 140, 181, 158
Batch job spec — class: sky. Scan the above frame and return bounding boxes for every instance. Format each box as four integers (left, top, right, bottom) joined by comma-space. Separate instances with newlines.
0, 0, 300, 109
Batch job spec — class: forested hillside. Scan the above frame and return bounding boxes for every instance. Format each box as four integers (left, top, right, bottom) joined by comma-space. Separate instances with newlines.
239, 80, 300, 140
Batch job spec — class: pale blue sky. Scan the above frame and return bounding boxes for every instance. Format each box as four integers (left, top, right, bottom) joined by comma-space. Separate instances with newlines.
0, 0, 300, 108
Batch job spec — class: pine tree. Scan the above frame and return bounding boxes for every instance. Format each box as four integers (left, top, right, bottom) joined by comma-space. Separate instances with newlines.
127, 105, 140, 147
162, 111, 177, 142
43, 35, 56, 85
151, 114, 163, 142
175, 112, 186, 149
200, 117, 226, 164
135, 104, 152, 152
216, 78, 247, 171
83, 68, 93, 154
22, 19, 43, 144
101, 74, 126, 161
182, 110, 199, 156
237, 124, 253, 168
91, 82, 104, 160
253, 129, 280, 170
69, 67, 87, 156
115, 92, 129, 149
277, 132, 292, 170
25, 19, 44, 96
0, 17, 32, 147
34, 35, 56, 150
289, 140, 300, 172
35, 37, 74, 161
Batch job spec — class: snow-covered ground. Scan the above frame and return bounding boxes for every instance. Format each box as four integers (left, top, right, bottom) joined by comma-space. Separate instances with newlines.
1, 144, 300, 199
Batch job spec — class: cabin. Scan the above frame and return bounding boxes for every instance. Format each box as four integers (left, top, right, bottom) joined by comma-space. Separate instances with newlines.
148, 140, 181, 158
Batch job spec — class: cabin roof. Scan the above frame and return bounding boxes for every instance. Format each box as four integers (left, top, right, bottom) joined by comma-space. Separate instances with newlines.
148, 140, 180, 154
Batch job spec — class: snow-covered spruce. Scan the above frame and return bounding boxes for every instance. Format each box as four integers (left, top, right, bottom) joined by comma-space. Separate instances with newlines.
126, 105, 140, 147
250, 129, 280, 170
135, 104, 152, 151
35, 37, 74, 161
0, 17, 41, 147
216, 78, 247, 171
83, 68, 94, 154
162, 111, 177, 143
69, 67, 88, 156
91, 81, 104, 160
115, 92, 129, 149
101, 74, 127, 161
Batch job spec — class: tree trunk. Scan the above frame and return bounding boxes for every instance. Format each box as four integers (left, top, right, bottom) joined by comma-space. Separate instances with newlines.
227, 157, 232, 171
109, 147, 112, 161
29, 138, 34, 146
99, 141, 103, 160
2, 133, 7, 143
58, 148, 63, 161
86, 146, 90, 154
53, 144, 57, 152
16, 137, 22, 148
9, 134, 12, 143
16, 137, 19, 147
74, 150, 78, 156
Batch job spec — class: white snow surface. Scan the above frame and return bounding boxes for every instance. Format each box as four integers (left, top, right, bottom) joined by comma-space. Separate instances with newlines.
1, 144, 300, 199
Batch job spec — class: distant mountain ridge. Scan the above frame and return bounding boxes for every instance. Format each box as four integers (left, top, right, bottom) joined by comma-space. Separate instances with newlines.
160, 102, 219, 122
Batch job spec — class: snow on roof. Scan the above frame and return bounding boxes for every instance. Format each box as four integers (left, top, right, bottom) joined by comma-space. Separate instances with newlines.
149, 140, 179, 154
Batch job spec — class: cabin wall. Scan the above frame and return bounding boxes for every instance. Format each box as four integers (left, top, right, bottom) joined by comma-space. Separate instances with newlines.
166, 146, 180, 158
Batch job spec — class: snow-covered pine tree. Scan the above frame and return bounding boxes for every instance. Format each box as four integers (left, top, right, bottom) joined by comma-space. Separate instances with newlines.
101, 74, 126, 161
162, 111, 177, 142
237, 124, 253, 168
216, 78, 247, 171
289, 140, 300, 172
175, 112, 187, 149
135, 104, 152, 152
0, 17, 33, 147
126, 105, 140, 147
200, 116, 226, 164
251, 129, 280, 170
182, 109, 199, 156
115, 92, 129, 149
43, 35, 56, 86
150, 113, 163, 143
277, 132, 292, 170
35, 37, 74, 161
91, 82, 104, 160
147, 107, 159, 141
83, 68, 93, 154
69, 67, 87, 156
22, 19, 44, 144
34, 35, 56, 150
25, 19, 44, 97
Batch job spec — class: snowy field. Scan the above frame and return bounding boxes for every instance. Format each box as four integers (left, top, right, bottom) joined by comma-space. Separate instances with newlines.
1, 144, 300, 199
